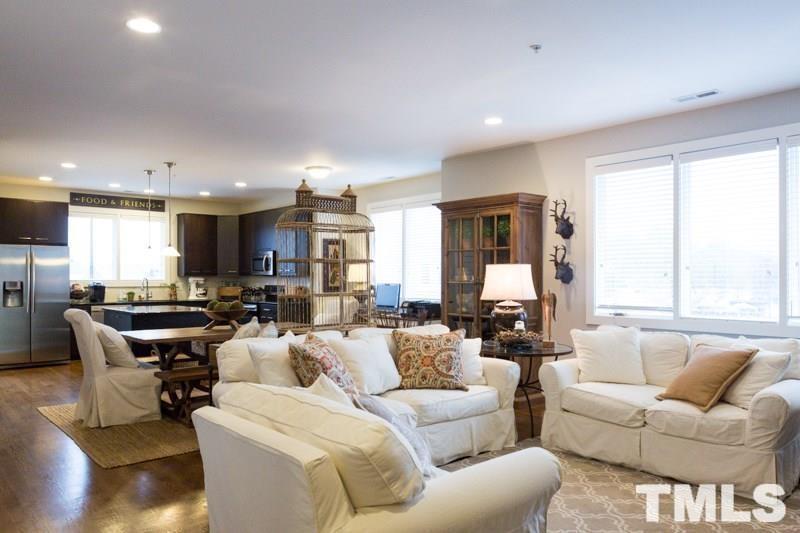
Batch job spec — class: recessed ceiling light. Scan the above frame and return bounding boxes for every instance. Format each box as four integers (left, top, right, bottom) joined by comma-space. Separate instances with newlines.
484, 116, 503, 126
38, 176, 53, 182
199, 191, 211, 196
126, 17, 161, 34
60, 162, 77, 169
305, 166, 333, 180
144, 188, 155, 194
234, 182, 247, 188
109, 183, 121, 188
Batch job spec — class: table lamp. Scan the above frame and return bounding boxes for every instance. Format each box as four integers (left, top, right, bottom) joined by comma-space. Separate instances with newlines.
480, 264, 537, 333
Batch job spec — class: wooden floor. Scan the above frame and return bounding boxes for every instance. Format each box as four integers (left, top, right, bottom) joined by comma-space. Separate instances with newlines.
0, 361, 544, 532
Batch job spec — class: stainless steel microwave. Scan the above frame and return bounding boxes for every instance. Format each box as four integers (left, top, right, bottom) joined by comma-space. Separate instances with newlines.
252, 250, 275, 276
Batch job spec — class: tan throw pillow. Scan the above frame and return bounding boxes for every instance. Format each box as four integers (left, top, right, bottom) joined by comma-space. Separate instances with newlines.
657, 344, 758, 412
288, 334, 358, 395
392, 329, 468, 391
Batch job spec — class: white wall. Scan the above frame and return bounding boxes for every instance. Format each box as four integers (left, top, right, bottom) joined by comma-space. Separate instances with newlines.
442, 88, 800, 341
356, 172, 441, 214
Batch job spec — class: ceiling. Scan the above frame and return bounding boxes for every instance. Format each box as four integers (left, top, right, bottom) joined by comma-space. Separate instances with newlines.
1, 0, 799, 199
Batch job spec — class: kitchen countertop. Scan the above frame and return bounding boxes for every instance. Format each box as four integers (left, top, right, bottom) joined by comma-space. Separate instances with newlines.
71, 299, 210, 307
102, 305, 207, 314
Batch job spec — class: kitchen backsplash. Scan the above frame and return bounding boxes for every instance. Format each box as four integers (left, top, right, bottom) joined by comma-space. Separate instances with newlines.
72, 276, 281, 302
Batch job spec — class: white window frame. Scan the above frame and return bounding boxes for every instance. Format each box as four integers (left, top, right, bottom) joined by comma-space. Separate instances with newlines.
69, 206, 169, 285
586, 122, 800, 337
368, 193, 441, 302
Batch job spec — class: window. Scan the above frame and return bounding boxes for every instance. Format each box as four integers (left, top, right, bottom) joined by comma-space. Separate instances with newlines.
370, 196, 441, 301
588, 124, 799, 335
68, 209, 166, 282
594, 157, 673, 318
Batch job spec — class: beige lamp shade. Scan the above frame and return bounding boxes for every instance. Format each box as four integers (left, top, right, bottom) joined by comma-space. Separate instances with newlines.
480, 264, 537, 302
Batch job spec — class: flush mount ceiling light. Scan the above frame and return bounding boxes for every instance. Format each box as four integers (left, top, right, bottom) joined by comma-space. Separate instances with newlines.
484, 116, 503, 126
234, 182, 247, 188
38, 176, 53, 182
199, 191, 211, 196
109, 182, 121, 188
144, 188, 155, 194
60, 162, 77, 169
126, 17, 161, 34
305, 165, 332, 179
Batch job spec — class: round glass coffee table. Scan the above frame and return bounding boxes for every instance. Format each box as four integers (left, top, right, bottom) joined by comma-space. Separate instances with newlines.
481, 341, 573, 438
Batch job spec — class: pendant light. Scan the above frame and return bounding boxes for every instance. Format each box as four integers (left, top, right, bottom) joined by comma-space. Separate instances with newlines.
163, 161, 181, 257
144, 169, 156, 251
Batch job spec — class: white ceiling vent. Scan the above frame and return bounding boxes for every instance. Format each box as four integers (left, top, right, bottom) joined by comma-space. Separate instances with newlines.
674, 89, 720, 103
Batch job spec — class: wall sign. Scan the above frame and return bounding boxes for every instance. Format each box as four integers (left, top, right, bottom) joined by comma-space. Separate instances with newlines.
69, 192, 165, 212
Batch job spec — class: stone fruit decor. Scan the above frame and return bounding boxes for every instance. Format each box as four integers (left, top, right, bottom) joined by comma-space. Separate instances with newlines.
202, 299, 247, 330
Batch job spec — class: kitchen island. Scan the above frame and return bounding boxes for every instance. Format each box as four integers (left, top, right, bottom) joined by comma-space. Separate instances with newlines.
103, 305, 209, 332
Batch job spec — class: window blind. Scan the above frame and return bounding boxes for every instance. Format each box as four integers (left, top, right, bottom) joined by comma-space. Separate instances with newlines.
788, 135, 800, 320
403, 204, 441, 300
593, 156, 674, 317
679, 139, 780, 321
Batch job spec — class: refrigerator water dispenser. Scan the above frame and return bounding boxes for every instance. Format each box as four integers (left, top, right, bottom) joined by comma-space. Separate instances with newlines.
3, 281, 23, 308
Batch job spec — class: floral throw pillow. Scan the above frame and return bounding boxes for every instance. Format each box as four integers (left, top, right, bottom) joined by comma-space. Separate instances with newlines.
289, 333, 358, 395
392, 329, 468, 391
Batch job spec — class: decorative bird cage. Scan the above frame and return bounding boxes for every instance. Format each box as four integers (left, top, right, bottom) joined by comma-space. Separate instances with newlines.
275, 180, 375, 332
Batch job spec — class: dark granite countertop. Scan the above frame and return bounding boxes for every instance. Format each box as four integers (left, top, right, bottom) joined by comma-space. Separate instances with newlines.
102, 305, 206, 315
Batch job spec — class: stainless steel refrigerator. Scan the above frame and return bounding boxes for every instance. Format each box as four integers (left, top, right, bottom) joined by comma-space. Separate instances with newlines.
0, 244, 70, 366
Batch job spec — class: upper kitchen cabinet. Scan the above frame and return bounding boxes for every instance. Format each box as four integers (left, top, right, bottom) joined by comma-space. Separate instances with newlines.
216, 215, 239, 275
177, 214, 218, 276
0, 198, 68, 245
238, 206, 288, 274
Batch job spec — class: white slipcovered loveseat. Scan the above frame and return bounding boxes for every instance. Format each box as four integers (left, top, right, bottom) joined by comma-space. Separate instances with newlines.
212, 325, 521, 464
540, 328, 800, 498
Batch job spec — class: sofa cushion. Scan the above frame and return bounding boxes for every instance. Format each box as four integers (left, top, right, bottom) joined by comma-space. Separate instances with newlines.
218, 382, 425, 508
329, 336, 401, 394
349, 325, 450, 359
598, 326, 689, 386
248, 339, 301, 387
572, 327, 645, 385
561, 382, 664, 428
736, 336, 800, 380
723, 346, 791, 409
289, 334, 357, 394
380, 386, 499, 427
393, 329, 468, 391
645, 399, 748, 446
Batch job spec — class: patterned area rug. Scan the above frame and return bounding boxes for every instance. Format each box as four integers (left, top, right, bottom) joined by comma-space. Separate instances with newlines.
38, 403, 199, 468
442, 438, 800, 532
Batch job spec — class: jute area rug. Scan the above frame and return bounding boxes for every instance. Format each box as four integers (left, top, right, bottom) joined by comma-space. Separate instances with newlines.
443, 438, 800, 532
37, 403, 198, 469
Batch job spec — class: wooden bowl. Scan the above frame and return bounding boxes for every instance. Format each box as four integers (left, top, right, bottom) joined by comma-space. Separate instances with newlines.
202, 309, 248, 322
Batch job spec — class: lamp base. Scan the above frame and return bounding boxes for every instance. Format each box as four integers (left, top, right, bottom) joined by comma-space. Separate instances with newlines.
490, 300, 528, 334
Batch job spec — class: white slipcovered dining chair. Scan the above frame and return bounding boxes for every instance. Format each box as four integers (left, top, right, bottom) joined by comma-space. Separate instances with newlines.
64, 309, 162, 428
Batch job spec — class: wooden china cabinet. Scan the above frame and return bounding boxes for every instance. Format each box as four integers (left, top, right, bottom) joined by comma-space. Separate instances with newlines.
435, 193, 546, 339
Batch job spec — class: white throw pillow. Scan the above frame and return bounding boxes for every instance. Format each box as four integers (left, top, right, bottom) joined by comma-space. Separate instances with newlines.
232, 317, 261, 340
219, 382, 425, 508
689, 334, 736, 358
216, 338, 264, 383
461, 338, 486, 385
94, 323, 139, 368
723, 346, 791, 409
248, 340, 301, 387
571, 327, 645, 385
737, 336, 800, 380
305, 373, 353, 406
290, 330, 344, 345
598, 325, 688, 387
329, 336, 401, 394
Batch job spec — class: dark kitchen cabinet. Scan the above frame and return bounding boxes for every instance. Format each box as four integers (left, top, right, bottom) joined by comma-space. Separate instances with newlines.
238, 206, 289, 274
217, 215, 239, 275
178, 214, 218, 276
0, 198, 68, 245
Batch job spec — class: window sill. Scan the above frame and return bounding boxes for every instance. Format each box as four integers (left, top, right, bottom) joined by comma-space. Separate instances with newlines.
587, 313, 800, 338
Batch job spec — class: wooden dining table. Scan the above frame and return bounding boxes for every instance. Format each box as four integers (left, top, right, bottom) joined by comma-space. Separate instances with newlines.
120, 326, 237, 370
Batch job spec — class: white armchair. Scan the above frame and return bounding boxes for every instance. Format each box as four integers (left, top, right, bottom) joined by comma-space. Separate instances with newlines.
193, 406, 562, 533
64, 309, 161, 428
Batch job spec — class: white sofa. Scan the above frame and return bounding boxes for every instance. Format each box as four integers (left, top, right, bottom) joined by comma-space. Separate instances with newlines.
540, 331, 800, 498
212, 325, 521, 464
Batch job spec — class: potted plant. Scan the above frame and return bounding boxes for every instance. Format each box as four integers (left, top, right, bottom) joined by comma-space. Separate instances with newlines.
482, 223, 494, 248
125, 290, 135, 303
496, 219, 511, 247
